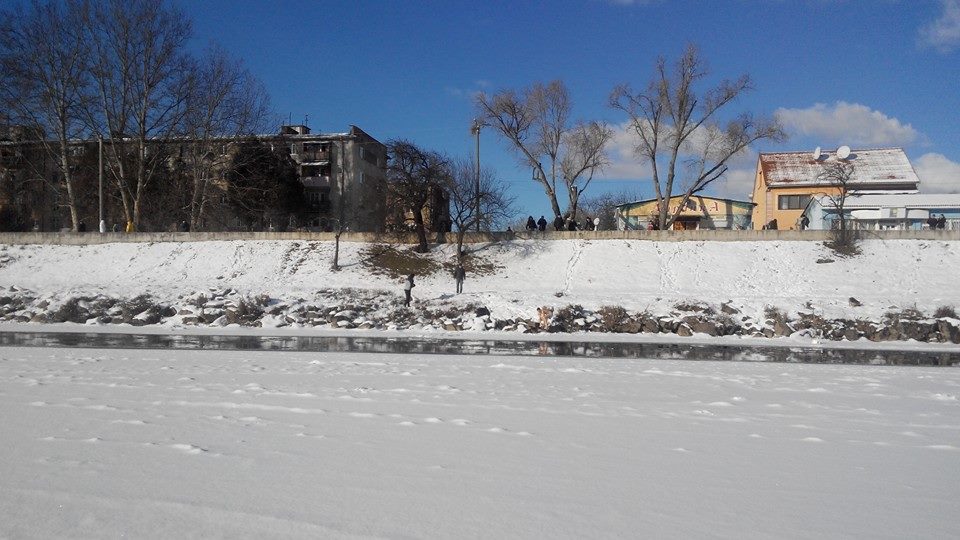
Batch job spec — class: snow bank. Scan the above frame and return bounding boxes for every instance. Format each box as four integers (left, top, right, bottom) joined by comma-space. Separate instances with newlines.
0, 239, 957, 341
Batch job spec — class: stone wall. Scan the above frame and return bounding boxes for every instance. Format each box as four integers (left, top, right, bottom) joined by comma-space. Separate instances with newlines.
0, 229, 957, 245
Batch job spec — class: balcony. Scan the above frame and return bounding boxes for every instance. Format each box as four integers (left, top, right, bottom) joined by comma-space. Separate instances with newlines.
301, 175, 331, 188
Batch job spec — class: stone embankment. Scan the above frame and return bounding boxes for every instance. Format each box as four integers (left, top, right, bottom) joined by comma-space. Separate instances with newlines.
1, 287, 958, 345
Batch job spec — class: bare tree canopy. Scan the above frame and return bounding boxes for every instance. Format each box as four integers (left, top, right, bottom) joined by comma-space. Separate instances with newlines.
610, 44, 786, 230
817, 161, 856, 231
476, 80, 612, 220
446, 158, 515, 259
0, 0, 90, 230
84, 0, 193, 229
578, 187, 644, 231
182, 46, 271, 230
387, 140, 450, 253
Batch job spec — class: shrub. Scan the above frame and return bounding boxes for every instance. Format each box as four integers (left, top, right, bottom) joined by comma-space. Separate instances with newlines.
598, 305, 629, 331
934, 306, 958, 319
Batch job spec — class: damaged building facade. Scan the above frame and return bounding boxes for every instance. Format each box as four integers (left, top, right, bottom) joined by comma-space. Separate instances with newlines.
0, 123, 388, 232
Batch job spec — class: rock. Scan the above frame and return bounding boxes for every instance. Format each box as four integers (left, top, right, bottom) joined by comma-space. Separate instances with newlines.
0, 296, 12, 306
937, 320, 960, 344
676, 324, 693, 337
843, 328, 860, 341
444, 323, 459, 331
848, 297, 862, 307
816, 258, 835, 264
181, 316, 199, 325
37, 300, 49, 309
177, 309, 193, 316
162, 306, 177, 318
641, 318, 659, 333
689, 320, 719, 336
475, 306, 491, 317
773, 320, 793, 337
621, 321, 643, 334
720, 303, 739, 315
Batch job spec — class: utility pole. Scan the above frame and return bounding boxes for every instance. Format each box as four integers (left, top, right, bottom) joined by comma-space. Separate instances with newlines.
98, 135, 105, 233
471, 119, 483, 232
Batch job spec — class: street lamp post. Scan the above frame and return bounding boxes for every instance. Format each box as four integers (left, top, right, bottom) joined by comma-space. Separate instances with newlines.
98, 135, 105, 233
470, 119, 483, 232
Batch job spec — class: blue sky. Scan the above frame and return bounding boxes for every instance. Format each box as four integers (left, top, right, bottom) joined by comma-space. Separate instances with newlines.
180, 0, 960, 217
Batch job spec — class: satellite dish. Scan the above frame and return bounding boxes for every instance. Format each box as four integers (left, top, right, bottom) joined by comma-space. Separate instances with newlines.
837, 145, 851, 160
812, 146, 822, 160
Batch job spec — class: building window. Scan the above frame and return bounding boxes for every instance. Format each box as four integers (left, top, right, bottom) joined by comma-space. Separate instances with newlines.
778, 194, 811, 210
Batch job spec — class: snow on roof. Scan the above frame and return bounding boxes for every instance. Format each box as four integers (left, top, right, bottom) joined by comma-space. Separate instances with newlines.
813, 193, 960, 209
759, 148, 920, 187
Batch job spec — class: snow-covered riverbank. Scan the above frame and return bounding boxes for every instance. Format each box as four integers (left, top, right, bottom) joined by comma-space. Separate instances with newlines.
0, 239, 957, 343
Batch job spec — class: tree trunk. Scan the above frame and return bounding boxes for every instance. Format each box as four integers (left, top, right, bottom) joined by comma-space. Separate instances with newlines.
413, 204, 428, 252
59, 147, 79, 231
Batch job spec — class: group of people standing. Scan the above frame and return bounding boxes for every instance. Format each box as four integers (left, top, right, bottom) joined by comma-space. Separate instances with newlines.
927, 214, 949, 230
525, 214, 600, 232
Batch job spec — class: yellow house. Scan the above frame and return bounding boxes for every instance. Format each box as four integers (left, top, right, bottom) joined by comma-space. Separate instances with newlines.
616, 195, 755, 230
751, 147, 920, 230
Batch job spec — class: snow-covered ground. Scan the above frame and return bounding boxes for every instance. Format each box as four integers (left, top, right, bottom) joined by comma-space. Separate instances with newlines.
1, 347, 958, 538
0, 238, 957, 323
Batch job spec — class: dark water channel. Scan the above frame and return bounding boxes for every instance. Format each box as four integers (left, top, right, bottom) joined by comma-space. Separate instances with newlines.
0, 331, 957, 366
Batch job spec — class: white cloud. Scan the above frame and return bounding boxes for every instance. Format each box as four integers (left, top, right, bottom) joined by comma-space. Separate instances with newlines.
919, 0, 960, 52
775, 102, 920, 147
914, 153, 960, 193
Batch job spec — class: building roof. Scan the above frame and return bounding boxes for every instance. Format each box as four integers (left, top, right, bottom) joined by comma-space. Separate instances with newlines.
758, 148, 920, 188
812, 193, 960, 209
616, 195, 755, 209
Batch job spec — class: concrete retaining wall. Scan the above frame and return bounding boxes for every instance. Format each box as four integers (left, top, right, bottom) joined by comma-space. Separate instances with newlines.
1, 229, 957, 245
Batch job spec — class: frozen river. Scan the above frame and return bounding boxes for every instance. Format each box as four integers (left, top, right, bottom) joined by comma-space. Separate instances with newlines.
1, 346, 959, 538
1, 330, 957, 365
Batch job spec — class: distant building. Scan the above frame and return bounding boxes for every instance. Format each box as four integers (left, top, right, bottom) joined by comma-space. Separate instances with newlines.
615, 195, 755, 230
801, 193, 960, 231
385, 184, 451, 233
0, 124, 388, 232
282, 125, 387, 232
751, 147, 920, 230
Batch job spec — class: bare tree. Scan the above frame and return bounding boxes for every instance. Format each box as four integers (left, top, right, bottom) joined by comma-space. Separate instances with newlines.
83, 0, 193, 230
386, 140, 449, 253
476, 80, 612, 221
446, 158, 515, 260
182, 47, 270, 230
610, 44, 785, 230
578, 187, 644, 231
817, 161, 856, 231
0, 0, 90, 231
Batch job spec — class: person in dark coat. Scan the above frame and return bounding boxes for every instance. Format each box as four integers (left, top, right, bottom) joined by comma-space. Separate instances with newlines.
799, 215, 810, 230
77, 221, 86, 232
403, 274, 415, 306
927, 215, 938, 229
536, 215, 547, 231
525, 216, 536, 231
937, 214, 947, 230
553, 215, 563, 230
453, 264, 466, 294
566, 218, 577, 231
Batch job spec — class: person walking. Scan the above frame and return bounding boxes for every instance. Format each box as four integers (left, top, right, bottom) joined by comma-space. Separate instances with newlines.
525, 216, 536, 231
937, 214, 947, 230
553, 215, 563, 231
453, 264, 465, 294
537, 215, 547, 232
403, 274, 415, 306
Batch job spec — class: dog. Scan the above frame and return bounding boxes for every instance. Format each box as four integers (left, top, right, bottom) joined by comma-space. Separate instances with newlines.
537, 306, 553, 329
